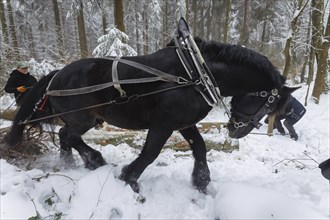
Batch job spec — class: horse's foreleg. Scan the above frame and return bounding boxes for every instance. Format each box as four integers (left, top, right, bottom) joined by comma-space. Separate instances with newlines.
66, 133, 107, 170
59, 127, 75, 167
119, 125, 173, 193
179, 125, 210, 193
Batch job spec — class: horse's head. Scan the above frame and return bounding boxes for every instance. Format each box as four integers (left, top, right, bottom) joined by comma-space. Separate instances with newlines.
227, 85, 300, 138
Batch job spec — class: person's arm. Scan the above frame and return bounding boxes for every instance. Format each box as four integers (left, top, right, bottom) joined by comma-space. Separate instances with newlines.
4, 77, 19, 93
5, 75, 28, 93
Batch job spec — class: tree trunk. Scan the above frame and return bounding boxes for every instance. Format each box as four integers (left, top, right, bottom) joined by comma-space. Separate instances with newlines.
192, 0, 197, 36
312, 11, 329, 103
27, 24, 37, 59
205, 5, 211, 40
135, 0, 141, 54
114, 0, 125, 33
223, 0, 231, 43
0, 0, 9, 46
7, 0, 20, 60
185, 0, 189, 21
282, 36, 292, 78
300, 11, 312, 83
77, 0, 88, 58
282, 0, 307, 78
143, 3, 148, 55
162, 1, 168, 48
52, 0, 65, 61
240, 0, 249, 46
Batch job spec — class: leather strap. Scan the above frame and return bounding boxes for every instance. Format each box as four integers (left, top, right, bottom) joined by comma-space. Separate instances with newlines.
112, 56, 126, 96
46, 57, 189, 96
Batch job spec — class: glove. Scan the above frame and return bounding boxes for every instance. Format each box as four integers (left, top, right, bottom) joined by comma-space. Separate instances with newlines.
17, 86, 27, 93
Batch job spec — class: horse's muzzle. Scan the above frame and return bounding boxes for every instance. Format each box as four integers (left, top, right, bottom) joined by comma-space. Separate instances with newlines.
227, 122, 254, 139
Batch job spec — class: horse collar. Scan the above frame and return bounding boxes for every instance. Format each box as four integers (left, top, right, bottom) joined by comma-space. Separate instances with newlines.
173, 36, 222, 107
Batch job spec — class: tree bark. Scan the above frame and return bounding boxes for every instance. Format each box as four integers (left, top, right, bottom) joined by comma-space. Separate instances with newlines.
77, 0, 88, 58
240, 0, 249, 46
282, 0, 307, 78
0, 0, 9, 46
114, 0, 125, 33
192, 0, 197, 36
223, 0, 231, 43
300, 11, 312, 83
312, 11, 329, 103
185, 0, 189, 21
7, 0, 20, 60
52, 0, 65, 61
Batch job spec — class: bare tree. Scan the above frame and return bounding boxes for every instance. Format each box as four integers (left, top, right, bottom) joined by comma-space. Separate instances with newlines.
0, 0, 9, 49
7, 0, 20, 60
77, 0, 88, 58
52, 0, 65, 62
311, 2, 330, 103
240, 0, 249, 46
282, 0, 309, 78
114, 0, 125, 33
223, 0, 231, 43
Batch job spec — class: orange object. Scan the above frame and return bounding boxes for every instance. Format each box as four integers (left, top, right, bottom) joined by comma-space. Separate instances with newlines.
17, 86, 27, 92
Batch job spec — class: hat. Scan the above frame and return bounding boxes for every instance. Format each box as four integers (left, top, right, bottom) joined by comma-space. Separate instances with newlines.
17, 61, 29, 68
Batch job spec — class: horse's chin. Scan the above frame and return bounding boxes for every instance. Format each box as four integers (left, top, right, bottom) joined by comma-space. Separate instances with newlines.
227, 124, 254, 139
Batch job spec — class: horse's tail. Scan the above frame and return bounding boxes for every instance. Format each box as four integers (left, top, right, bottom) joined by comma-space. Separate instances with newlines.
5, 70, 59, 146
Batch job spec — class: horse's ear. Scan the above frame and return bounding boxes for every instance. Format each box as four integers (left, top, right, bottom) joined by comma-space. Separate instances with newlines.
280, 84, 301, 96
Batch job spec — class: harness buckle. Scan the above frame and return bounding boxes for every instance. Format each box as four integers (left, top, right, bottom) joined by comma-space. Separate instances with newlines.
177, 77, 189, 84
268, 95, 275, 103
260, 91, 268, 97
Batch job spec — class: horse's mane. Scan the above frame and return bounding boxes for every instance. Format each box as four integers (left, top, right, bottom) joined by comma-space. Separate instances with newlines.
167, 37, 286, 88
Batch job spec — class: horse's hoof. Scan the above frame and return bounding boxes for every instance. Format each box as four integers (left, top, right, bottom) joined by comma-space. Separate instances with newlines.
128, 180, 140, 193
60, 150, 76, 167
192, 175, 210, 194
192, 161, 211, 193
119, 175, 140, 193
81, 150, 107, 170
85, 159, 107, 170
119, 166, 140, 193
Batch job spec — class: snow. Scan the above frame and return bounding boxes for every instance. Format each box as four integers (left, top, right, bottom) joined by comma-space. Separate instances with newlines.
0, 86, 329, 219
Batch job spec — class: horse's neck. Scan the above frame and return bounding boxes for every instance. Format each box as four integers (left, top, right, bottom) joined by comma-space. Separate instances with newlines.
208, 61, 273, 97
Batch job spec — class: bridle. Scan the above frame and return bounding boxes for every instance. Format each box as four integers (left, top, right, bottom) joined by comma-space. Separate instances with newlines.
230, 88, 281, 129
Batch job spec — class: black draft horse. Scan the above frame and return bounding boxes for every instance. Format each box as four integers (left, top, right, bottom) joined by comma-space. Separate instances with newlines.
5, 38, 296, 193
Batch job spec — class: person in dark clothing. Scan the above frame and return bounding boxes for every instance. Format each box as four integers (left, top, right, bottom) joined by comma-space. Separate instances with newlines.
265, 95, 306, 140
4, 62, 37, 106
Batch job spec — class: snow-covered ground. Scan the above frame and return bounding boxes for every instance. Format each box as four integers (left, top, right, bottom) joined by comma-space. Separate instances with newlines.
0, 87, 329, 219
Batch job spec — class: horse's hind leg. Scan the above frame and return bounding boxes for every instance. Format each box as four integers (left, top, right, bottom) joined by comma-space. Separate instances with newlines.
67, 133, 107, 169
59, 124, 106, 170
119, 125, 173, 193
59, 127, 75, 167
179, 125, 210, 193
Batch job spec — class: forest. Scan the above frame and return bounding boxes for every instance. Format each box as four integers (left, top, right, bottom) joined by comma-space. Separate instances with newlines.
0, 0, 329, 103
